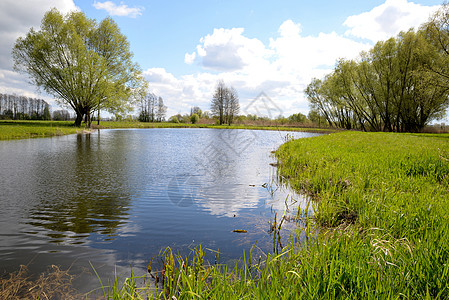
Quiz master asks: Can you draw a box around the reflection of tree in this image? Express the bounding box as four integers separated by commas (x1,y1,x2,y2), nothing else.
27,133,132,244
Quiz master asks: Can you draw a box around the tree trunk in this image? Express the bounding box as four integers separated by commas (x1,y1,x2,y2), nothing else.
75,112,83,127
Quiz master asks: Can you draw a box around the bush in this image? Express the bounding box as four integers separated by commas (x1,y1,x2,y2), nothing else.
190,113,199,124
170,116,179,123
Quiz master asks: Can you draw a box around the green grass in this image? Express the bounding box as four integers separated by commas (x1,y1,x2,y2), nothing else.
0,120,80,140
94,131,449,299
273,131,449,298
0,120,334,140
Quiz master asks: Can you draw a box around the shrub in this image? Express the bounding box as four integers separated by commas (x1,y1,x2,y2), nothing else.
190,113,199,124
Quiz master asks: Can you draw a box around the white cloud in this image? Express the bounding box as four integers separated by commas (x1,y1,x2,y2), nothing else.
184,52,196,65
344,0,440,42
170,1,441,118
93,1,143,18
190,28,272,72
173,19,370,117
0,0,77,106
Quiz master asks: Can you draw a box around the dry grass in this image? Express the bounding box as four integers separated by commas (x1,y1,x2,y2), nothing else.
0,265,81,300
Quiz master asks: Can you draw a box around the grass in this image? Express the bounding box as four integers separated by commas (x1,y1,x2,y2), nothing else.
273,131,449,298
0,265,80,299
0,120,334,140
98,131,449,299
0,120,80,140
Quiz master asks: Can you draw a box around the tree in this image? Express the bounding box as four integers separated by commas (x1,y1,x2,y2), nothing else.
169,116,179,123
138,91,166,122
225,87,240,125
306,29,449,132
156,97,167,122
308,109,327,127
12,9,145,127
211,80,227,125
53,109,71,121
211,80,239,125
288,113,307,123
190,106,203,118
190,113,199,124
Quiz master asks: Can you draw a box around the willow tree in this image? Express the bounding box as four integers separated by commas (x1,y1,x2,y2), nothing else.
12,9,145,127
306,29,449,132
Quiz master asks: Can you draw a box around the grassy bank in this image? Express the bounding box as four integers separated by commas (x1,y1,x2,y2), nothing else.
273,131,449,298
0,120,80,140
95,131,449,299
0,120,333,140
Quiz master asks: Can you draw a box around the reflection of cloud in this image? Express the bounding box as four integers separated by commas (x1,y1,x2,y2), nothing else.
196,183,261,218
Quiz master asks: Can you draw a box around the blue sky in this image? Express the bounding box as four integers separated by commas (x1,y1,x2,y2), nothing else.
0,0,444,119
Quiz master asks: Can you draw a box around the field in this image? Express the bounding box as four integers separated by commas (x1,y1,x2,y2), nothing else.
0,120,80,139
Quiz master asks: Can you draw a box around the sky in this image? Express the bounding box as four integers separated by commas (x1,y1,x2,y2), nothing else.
0,0,444,119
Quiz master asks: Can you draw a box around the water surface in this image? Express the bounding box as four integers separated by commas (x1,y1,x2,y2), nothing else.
0,128,319,291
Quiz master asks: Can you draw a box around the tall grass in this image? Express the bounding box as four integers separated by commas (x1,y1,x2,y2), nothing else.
96,131,449,299
274,131,449,298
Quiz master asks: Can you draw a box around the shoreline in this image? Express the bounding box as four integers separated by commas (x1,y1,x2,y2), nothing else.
0,120,335,140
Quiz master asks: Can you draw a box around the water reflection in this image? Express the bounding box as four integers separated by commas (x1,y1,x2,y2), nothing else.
0,128,321,288
26,133,132,244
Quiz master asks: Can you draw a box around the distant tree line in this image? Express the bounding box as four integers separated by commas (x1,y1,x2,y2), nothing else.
305,5,449,132
138,91,167,122
0,93,50,120
52,109,72,121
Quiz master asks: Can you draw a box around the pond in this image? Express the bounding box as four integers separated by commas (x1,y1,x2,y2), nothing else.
0,128,319,292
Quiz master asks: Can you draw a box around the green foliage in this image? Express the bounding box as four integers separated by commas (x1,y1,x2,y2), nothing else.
288,112,307,123
190,113,199,124
169,116,179,123
306,28,449,132
12,9,145,127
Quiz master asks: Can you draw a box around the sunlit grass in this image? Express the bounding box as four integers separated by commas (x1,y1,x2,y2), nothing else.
0,120,80,140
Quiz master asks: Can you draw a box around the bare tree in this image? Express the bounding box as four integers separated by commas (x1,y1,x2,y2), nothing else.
0,93,50,120
211,80,227,125
225,87,239,125
156,97,167,122
139,91,165,122
211,80,239,125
